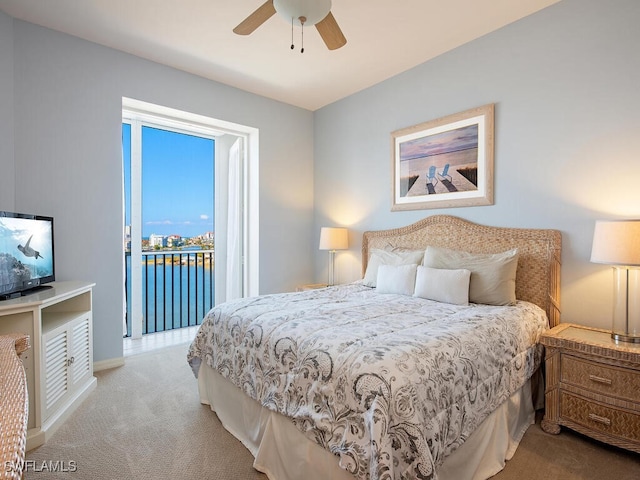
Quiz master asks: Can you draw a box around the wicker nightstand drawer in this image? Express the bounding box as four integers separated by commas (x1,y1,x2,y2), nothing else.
560,391,640,445
562,355,640,403
541,323,640,453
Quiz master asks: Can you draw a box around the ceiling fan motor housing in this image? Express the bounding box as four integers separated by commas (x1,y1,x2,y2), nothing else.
274,0,332,26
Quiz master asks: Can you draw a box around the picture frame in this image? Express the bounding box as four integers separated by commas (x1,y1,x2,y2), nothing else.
391,104,494,211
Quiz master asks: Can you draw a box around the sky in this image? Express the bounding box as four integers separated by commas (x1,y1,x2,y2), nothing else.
123,124,215,238
399,124,478,162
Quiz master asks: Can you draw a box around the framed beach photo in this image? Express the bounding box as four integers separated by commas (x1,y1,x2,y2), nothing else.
391,104,494,211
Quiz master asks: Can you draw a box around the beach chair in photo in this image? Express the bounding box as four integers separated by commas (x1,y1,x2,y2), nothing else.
438,163,452,182
426,165,438,186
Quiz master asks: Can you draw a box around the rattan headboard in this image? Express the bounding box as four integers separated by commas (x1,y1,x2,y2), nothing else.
362,215,561,327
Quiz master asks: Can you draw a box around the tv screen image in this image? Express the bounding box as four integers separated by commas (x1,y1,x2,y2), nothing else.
0,211,55,298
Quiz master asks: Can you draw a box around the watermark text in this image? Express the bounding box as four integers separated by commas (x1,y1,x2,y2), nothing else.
4,460,78,473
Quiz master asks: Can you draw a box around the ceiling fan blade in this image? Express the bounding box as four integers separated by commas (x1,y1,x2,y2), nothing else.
233,1,276,35
315,12,347,50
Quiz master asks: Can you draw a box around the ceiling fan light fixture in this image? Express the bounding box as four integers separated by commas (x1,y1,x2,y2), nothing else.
234,0,346,51
274,0,332,26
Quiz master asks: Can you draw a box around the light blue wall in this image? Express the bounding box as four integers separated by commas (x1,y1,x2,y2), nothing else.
314,0,640,330
5,0,640,363
9,20,315,363
0,10,14,209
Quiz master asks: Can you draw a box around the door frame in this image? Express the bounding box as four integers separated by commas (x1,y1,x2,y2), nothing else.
122,97,259,339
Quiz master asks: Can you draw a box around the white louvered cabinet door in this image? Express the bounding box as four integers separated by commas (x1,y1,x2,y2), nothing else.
42,314,93,421
70,317,91,387
43,328,70,417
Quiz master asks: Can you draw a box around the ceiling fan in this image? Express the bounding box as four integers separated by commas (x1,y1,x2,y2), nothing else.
234,0,347,51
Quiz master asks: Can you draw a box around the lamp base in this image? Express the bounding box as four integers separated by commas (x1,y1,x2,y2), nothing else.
327,250,336,286
610,266,640,344
611,332,640,344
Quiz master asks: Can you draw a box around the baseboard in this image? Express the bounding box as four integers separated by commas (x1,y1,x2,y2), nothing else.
93,356,125,372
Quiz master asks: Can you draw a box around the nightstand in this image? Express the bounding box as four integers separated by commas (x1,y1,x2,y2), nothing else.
296,283,329,292
540,323,640,453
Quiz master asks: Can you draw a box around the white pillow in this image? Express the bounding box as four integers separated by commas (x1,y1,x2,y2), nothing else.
423,246,519,305
363,248,424,287
376,264,418,295
413,266,471,305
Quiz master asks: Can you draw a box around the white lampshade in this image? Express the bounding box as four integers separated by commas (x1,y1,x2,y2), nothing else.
319,226,348,286
274,0,331,26
591,219,640,344
591,220,640,266
319,227,348,251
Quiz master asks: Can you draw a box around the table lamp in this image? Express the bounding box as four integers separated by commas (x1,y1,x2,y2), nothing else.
319,227,348,286
590,220,640,343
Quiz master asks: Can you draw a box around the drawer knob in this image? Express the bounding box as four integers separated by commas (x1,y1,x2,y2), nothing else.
588,374,612,385
588,413,611,426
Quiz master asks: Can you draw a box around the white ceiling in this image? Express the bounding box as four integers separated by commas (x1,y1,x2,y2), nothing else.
0,0,560,111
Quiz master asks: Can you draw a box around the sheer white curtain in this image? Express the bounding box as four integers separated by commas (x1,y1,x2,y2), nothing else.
121,141,128,336
226,138,243,301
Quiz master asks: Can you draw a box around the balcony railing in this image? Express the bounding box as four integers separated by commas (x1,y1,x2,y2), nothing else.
125,250,214,337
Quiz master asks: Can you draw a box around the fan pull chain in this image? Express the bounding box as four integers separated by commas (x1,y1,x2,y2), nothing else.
290,16,307,54
290,18,294,50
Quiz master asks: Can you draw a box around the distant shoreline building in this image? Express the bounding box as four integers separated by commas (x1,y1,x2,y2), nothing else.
167,234,182,248
124,225,213,251
149,233,167,248
124,225,131,251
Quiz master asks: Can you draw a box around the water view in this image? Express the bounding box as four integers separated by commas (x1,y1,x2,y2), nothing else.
125,248,214,337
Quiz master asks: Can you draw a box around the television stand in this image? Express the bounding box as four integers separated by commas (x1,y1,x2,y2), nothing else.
0,280,96,450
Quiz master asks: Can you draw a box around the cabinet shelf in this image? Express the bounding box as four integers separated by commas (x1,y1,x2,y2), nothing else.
42,311,88,335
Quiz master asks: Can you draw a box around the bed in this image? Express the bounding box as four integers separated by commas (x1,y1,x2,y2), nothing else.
188,215,561,480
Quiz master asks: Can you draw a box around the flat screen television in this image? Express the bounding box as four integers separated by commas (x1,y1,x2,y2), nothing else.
0,211,55,300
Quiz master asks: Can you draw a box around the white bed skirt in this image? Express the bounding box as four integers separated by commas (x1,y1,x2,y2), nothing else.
198,364,535,480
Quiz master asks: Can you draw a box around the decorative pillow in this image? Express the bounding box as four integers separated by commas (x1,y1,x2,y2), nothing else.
376,264,418,296
363,248,424,287
422,246,519,305
413,266,471,305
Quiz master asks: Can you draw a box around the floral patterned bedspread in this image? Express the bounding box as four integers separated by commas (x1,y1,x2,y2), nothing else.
187,283,548,480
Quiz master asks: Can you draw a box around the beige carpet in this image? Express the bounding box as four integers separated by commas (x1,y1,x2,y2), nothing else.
27,343,640,479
